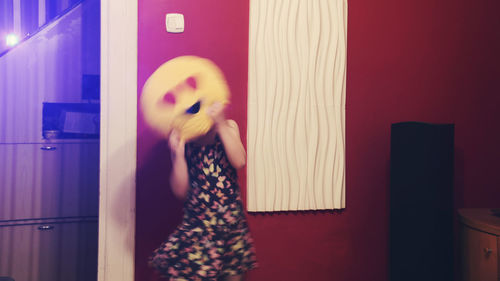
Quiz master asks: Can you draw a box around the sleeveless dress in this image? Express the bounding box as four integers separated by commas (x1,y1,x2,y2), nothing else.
149,135,257,280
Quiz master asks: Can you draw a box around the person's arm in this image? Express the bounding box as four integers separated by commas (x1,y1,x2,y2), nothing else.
207,103,246,169
216,120,246,169
168,130,189,200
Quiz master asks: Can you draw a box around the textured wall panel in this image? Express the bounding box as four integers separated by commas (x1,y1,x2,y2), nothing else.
247,0,347,211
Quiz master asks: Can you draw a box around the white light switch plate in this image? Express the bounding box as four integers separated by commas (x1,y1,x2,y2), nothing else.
166,13,184,33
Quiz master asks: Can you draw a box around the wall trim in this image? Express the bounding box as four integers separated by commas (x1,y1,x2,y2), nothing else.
99,0,137,280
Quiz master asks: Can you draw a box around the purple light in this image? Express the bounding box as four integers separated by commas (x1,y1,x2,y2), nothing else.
6,34,20,46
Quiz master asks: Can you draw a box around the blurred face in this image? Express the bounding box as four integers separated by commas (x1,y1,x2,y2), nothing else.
141,56,229,141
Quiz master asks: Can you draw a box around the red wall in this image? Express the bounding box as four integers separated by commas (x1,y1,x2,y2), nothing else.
136,1,500,281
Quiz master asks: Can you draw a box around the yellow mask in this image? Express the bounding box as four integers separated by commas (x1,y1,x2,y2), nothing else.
140,56,230,141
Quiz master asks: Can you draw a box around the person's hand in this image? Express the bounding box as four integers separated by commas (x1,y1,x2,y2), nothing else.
168,129,185,158
206,102,225,125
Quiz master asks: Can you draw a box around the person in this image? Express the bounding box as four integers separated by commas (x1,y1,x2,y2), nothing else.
149,102,257,281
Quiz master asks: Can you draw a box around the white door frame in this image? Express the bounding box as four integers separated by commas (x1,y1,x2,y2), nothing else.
98,0,137,280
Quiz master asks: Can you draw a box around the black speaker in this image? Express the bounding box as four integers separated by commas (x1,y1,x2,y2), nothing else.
390,122,454,281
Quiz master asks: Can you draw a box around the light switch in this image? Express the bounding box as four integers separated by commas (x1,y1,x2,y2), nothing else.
166,13,184,33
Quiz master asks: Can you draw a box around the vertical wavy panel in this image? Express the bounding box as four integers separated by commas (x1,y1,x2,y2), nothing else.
248,0,347,212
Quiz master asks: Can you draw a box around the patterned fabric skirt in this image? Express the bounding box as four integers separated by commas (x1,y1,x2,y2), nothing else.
149,212,257,280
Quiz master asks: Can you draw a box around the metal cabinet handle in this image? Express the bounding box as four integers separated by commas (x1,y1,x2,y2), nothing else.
37,225,54,231
40,146,57,151
484,248,493,255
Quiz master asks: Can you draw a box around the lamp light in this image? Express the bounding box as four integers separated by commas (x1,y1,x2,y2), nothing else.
6,34,20,46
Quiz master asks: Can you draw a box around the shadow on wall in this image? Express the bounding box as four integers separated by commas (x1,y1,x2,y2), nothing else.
135,138,184,280
453,147,465,281
454,148,465,209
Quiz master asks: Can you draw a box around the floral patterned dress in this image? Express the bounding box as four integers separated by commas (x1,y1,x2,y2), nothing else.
149,135,257,280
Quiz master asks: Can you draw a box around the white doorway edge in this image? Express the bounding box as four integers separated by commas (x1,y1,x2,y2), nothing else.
98,0,137,280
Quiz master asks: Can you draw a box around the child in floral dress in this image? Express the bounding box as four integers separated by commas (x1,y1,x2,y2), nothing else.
149,103,257,281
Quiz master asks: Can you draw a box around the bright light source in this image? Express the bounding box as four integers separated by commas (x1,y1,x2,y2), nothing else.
6,34,20,46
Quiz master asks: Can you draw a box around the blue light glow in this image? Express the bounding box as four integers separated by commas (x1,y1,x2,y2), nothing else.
6,34,20,46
